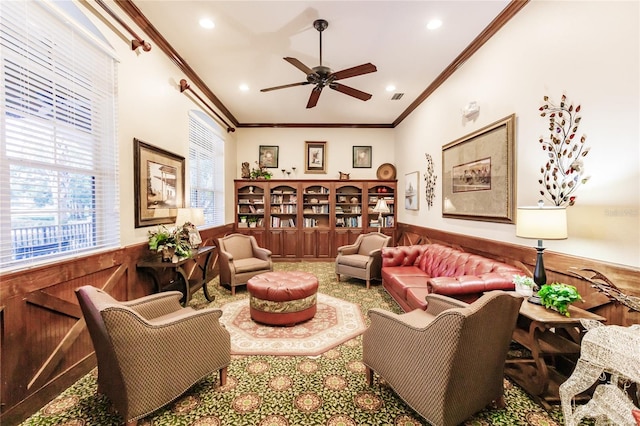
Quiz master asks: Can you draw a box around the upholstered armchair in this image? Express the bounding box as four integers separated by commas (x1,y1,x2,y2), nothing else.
335,232,391,289
218,233,273,295
75,286,231,426
363,290,523,426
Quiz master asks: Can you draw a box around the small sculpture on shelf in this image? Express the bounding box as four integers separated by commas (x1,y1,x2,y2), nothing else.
241,162,251,178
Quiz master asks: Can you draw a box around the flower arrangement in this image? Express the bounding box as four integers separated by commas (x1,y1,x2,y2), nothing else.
249,161,273,179
537,283,583,317
538,94,591,207
148,224,192,261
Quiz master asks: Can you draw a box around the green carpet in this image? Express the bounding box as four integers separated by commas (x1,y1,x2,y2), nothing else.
21,262,591,426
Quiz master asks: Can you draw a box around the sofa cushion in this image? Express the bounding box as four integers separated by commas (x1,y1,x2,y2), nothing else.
381,265,427,284
385,275,429,301
234,257,271,273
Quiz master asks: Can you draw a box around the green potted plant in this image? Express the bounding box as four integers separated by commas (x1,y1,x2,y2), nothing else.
249,161,273,179
248,217,258,228
512,274,535,297
537,283,583,317
148,225,191,261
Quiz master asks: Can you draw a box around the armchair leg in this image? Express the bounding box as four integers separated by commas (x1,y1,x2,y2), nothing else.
231,286,235,296
336,273,340,282
366,279,370,289
493,395,506,409
126,419,138,426
220,366,227,387
365,366,374,386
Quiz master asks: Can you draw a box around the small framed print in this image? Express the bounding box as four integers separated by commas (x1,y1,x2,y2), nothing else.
305,141,327,174
352,146,372,168
259,145,279,168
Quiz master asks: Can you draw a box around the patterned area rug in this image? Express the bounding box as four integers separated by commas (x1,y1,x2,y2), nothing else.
220,293,366,356
20,262,592,426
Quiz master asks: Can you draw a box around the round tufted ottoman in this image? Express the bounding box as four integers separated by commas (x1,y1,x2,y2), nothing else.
246,271,319,326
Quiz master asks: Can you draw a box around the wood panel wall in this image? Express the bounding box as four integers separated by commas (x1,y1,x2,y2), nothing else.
2,222,638,425
0,224,233,426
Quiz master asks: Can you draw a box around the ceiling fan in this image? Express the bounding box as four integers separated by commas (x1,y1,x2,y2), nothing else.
260,19,377,109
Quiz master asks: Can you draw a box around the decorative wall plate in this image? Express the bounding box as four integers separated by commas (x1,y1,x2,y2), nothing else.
376,163,396,180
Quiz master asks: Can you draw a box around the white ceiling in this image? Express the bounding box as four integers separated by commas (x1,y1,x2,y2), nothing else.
131,1,512,126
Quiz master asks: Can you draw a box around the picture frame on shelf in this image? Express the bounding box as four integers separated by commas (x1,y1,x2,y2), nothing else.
259,145,279,168
441,114,515,223
404,171,419,210
352,145,372,168
304,141,327,174
134,138,185,228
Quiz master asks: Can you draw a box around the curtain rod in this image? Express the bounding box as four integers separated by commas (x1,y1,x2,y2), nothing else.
180,79,236,133
94,0,151,51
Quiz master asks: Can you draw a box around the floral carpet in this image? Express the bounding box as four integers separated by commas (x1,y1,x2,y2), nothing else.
221,293,366,356
20,262,593,426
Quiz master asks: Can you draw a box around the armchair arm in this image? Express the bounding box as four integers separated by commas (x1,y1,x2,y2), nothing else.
219,248,234,262
252,246,272,261
123,291,183,319
368,308,437,331
424,293,469,315
337,243,359,255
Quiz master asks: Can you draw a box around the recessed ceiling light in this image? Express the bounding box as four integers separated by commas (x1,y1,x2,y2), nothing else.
239,84,249,92
385,85,396,92
199,18,215,29
426,19,442,30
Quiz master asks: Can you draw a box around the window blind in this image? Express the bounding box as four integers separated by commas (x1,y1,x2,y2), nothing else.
189,111,224,226
0,1,119,272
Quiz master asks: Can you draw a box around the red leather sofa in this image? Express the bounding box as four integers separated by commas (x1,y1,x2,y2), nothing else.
381,243,522,311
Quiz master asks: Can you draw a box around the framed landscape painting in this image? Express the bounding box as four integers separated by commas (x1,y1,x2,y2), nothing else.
441,114,515,223
134,138,185,228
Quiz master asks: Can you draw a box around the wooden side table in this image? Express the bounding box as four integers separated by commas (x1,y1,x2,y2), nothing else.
137,245,216,305
505,299,606,409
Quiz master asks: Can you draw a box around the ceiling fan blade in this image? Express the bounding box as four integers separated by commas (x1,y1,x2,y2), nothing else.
260,81,310,92
329,83,372,101
330,63,377,81
284,57,315,75
306,87,323,108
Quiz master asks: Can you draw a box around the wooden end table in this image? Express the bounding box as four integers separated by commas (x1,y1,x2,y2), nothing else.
137,245,216,305
505,299,606,409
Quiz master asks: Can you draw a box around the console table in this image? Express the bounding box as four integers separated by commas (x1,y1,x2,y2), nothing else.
505,299,606,409
137,245,216,305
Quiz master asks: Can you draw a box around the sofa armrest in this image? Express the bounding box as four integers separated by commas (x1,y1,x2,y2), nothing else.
427,274,515,297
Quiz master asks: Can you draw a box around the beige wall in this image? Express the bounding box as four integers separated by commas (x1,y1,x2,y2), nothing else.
78,1,638,268
395,0,639,267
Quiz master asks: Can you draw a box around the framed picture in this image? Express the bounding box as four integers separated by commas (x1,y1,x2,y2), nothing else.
441,114,515,223
352,145,372,168
405,171,419,210
134,138,185,228
259,145,279,168
304,141,327,174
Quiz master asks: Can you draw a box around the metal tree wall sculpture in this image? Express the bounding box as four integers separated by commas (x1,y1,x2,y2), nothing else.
538,94,591,206
424,153,437,209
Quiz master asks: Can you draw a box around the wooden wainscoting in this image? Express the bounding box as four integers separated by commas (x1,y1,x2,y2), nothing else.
396,223,640,327
0,224,233,426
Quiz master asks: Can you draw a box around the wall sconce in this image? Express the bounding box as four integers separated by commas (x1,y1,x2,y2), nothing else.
462,101,480,119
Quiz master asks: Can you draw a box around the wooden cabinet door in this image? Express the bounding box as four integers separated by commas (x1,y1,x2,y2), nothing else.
302,230,317,258
282,229,298,258
317,229,332,258
269,230,284,258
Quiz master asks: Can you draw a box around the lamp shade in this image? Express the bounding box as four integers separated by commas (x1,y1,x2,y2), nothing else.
175,208,205,227
516,206,567,240
372,198,390,214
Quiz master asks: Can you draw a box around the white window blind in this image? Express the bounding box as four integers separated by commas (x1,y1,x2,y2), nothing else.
189,111,224,226
0,1,119,272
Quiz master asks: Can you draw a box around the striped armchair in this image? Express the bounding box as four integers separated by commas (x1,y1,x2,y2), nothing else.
363,290,523,426
75,286,231,426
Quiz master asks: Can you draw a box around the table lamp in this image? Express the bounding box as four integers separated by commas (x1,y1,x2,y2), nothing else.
372,198,390,233
516,201,567,287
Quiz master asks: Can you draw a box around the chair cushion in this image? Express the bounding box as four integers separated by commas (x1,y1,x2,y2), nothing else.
338,254,371,268
234,257,271,273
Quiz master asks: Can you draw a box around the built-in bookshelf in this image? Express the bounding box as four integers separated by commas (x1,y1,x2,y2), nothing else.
234,179,396,258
